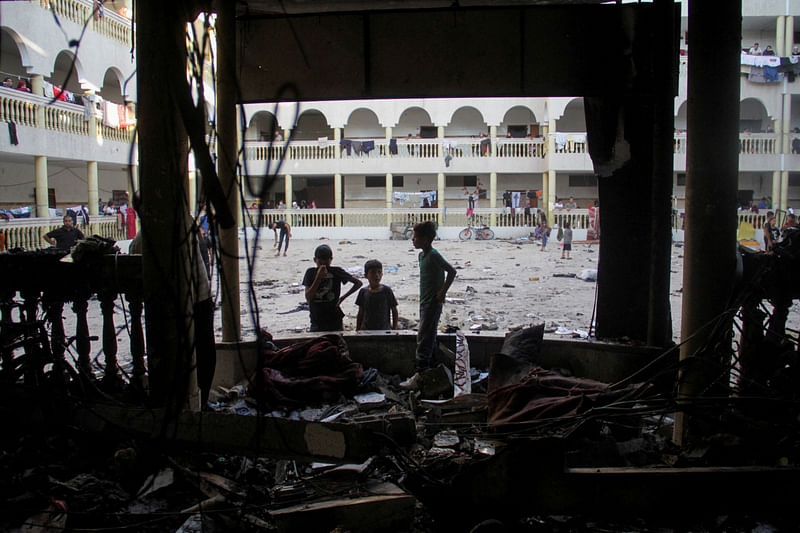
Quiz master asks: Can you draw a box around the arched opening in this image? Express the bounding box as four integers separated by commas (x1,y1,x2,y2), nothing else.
396,107,433,138
247,110,280,141
558,98,586,132
675,100,688,131
344,108,382,138
51,50,84,95
293,109,333,140
0,28,27,86
100,68,124,104
445,106,487,137
740,98,770,132
501,105,538,137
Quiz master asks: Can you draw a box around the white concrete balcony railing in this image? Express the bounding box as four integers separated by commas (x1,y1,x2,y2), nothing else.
0,215,127,251
0,87,136,159
35,0,133,47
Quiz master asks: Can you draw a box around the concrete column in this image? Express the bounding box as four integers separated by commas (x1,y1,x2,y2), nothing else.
489,125,497,156
782,92,792,155
786,16,794,57
30,74,43,96
335,128,341,158
31,74,44,127
489,172,497,225
35,156,49,218
284,174,293,207
216,0,240,342
772,170,781,209
87,161,99,216
437,172,445,224
542,172,549,217
675,0,741,445
781,170,789,211
386,173,393,225
777,16,786,56
334,173,342,226
437,126,444,157
385,127,392,157
548,118,557,154
547,169,557,221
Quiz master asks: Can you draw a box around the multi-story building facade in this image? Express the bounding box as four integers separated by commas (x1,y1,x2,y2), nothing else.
1,1,799,229
0,0,136,216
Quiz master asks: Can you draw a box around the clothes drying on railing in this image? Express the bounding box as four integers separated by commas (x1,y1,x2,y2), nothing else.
740,53,781,68
555,132,567,151
83,93,103,121
391,191,437,207
389,138,398,154
318,136,329,147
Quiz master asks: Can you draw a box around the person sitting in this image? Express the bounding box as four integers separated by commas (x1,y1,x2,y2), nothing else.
763,45,776,56
15,79,31,92
748,42,762,55
2,77,13,88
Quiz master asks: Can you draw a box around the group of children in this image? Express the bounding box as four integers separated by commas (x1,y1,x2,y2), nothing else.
302,220,456,373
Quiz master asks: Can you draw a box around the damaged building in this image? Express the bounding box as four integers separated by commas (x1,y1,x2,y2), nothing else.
3,0,800,531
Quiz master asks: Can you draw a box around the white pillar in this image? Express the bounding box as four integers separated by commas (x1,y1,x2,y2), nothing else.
334,127,342,158
334,173,343,226
781,171,790,211
548,169,557,221
786,16,795,57
542,172,549,217
31,74,44,127
783,91,792,154
284,174,292,207
437,172,445,224
385,127,392,157
489,125,497,156
35,156,49,218
87,161,99,216
437,125,444,157
777,15,786,56
772,170,781,210
490,172,497,225
386,172,393,225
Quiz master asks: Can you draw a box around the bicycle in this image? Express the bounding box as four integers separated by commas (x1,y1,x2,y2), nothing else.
459,223,495,240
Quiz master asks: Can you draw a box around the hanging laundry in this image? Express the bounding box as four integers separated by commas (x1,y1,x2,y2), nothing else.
7,122,19,145
389,138,398,155
42,81,54,99
340,139,352,155
318,136,329,147
362,140,375,153
103,100,120,128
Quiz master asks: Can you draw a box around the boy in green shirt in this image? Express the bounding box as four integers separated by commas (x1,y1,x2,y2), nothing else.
412,221,456,371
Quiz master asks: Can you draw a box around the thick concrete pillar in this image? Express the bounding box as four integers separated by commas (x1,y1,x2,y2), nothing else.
87,161,99,216
35,156,49,218
782,92,792,155
386,173,393,225
490,125,497,156
777,16,786,57
334,128,341,158
437,126,445,157
675,0,742,445
786,16,794,57
284,174,293,207
215,0,240,342
489,172,497,225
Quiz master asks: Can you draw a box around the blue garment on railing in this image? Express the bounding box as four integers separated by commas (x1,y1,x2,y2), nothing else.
352,140,362,155
389,138,398,155
362,140,375,153
340,139,352,155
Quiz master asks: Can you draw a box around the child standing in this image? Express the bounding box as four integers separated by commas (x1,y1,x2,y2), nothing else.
302,244,362,331
412,221,456,372
540,221,550,251
355,259,399,330
561,220,573,259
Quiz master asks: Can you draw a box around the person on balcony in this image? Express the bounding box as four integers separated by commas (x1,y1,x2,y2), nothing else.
44,215,84,251
565,196,578,210
763,45,776,56
764,211,779,252
2,77,13,88
271,219,292,256
15,79,31,92
748,42,762,55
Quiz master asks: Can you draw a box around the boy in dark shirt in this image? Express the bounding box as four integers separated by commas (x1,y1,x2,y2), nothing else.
302,244,362,331
355,259,399,331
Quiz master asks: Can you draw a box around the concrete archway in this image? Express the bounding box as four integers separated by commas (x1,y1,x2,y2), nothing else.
344,108,382,137
445,106,487,136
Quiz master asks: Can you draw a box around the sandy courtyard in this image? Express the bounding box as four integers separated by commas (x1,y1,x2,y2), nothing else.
224,235,687,342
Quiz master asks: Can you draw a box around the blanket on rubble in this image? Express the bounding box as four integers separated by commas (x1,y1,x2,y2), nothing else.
250,331,364,407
